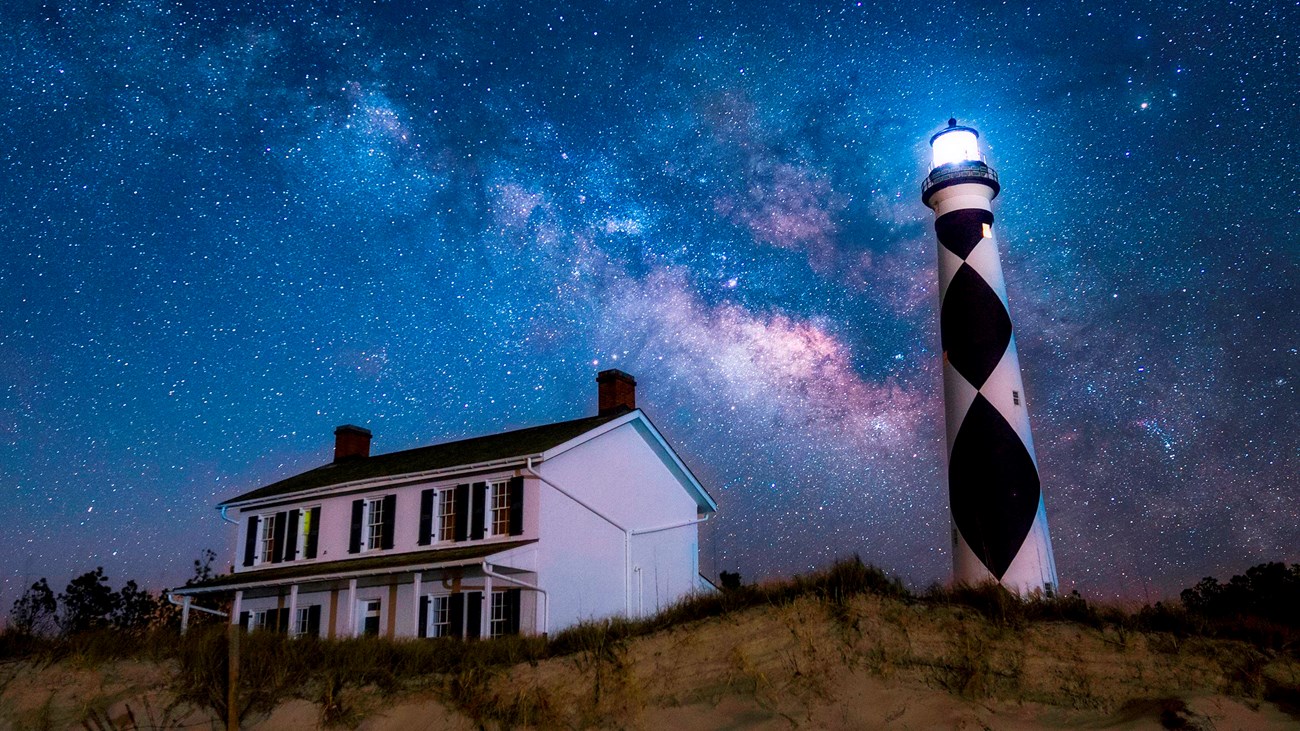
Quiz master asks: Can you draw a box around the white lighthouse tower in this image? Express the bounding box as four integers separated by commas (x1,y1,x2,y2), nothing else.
921,119,1059,595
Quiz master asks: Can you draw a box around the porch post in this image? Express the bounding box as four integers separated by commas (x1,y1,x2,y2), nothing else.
411,573,422,637
482,574,493,638
346,578,358,637
288,584,299,636
232,590,243,625
180,595,192,634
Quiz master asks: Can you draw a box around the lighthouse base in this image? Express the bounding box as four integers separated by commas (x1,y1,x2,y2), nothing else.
952,499,1058,596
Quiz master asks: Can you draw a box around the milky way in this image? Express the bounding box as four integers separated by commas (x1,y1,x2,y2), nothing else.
1,0,1295,607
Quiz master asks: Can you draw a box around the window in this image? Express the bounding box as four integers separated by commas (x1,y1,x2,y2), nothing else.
296,508,320,559
489,591,508,637
294,605,322,638
349,495,395,553
244,507,320,567
420,479,520,547
359,599,381,637
366,497,385,550
490,589,521,637
1012,390,1021,406
422,591,480,638
251,609,271,631
425,595,451,637
490,481,511,536
258,517,277,564
438,490,457,542
419,594,455,638
248,607,289,633
982,222,993,238
481,478,523,539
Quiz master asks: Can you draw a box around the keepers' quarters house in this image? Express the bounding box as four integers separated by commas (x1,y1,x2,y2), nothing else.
173,370,717,640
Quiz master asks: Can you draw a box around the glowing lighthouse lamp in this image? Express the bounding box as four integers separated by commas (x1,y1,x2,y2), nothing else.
921,119,1059,596
930,124,981,167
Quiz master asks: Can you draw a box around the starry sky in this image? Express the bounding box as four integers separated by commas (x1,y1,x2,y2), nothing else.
1,0,1295,610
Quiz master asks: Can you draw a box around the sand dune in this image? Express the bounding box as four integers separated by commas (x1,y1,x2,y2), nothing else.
2,592,1297,729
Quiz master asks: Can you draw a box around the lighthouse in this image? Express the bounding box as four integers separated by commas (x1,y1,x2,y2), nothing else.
921,119,1059,595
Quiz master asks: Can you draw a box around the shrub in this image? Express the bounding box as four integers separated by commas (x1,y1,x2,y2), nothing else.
1181,562,1300,627
1180,562,1300,652
10,579,57,635
59,568,117,634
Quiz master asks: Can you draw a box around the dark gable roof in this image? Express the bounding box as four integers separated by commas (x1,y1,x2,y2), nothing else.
223,411,629,505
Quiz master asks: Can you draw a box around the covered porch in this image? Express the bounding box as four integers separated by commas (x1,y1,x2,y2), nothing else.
173,540,543,639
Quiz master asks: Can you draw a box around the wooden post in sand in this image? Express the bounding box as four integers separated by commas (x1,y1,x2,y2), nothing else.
227,623,240,731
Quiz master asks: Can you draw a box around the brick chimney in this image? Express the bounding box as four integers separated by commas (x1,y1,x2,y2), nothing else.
334,424,372,462
596,369,637,415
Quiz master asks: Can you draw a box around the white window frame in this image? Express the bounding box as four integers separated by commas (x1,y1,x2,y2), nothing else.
250,608,274,632
437,489,456,543
426,594,451,638
257,514,277,565
489,590,509,638
293,605,311,638
489,480,511,537
359,497,388,552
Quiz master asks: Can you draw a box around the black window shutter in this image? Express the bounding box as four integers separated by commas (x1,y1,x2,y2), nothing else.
306,605,321,637
466,591,482,639
448,593,465,638
506,588,522,635
305,507,320,559
238,611,250,630
453,485,470,542
284,509,300,561
470,482,487,540
243,516,259,567
277,607,290,633
418,595,429,638
381,494,397,549
418,489,434,546
348,499,364,553
508,476,524,536
271,512,288,563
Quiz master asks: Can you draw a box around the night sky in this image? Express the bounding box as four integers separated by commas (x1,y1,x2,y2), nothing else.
1,0,1295,610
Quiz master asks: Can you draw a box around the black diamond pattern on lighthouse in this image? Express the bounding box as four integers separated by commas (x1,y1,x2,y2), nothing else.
941,263,1012,389
948,394,1041,579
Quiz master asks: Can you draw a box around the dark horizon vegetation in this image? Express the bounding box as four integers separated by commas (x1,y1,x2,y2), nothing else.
6,554,1298,645
7,554,1300,641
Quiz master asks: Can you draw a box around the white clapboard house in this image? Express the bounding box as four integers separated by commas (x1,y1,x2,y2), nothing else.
174,370,717,639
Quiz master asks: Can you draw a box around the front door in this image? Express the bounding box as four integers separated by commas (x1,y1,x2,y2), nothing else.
360,599,381,636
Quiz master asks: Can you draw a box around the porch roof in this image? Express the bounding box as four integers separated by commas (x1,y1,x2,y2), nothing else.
174,539,536,594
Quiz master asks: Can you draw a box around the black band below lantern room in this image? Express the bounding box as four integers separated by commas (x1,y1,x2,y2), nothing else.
934,208,994,260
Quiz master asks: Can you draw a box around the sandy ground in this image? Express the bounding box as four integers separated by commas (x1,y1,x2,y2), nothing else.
2,594,1297,730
